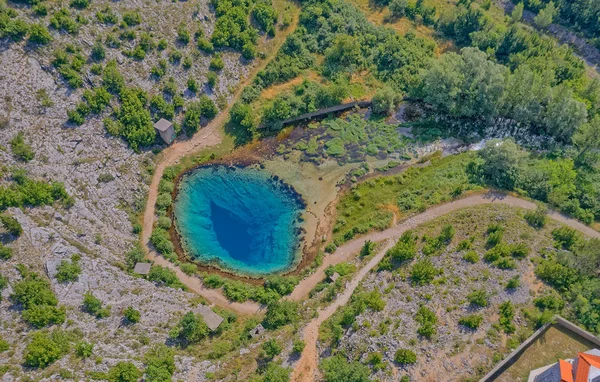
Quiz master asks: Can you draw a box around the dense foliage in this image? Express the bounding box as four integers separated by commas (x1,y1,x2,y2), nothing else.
11,272,66,328
0,170,72,211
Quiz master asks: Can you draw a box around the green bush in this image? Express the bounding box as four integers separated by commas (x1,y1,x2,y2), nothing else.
75,341,93,358
180,263,196,276
458,314,483,329
150,228,174,255
462,250,479,263
552,226,580,249
292,339,305,354
223,280,250,302
144,344,175,382
22,305,66,328
82,292,110,318
535,259,578,291
23,331,70,368
506,276,520,289
410,259,438,286
124,306,140,324
108,362,141,382
467,290,489,308
262,339,282,358
415,305,437,338
263,300,300,329
263,363,291,382
320,355,371,382
203,274,224,289
394,348,417,364
486,230,503,247
0,214,22,236
10,132,34,161
157,216,172,229
169,311,209,343
122,11,142,26
524,206,547,228
11,274,58,308
55,257,81,283
0,244,12,260
28,23,52,45
148,265,184,289
499,301,515,334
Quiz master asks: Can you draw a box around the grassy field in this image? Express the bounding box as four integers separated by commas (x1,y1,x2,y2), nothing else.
333,152,482,243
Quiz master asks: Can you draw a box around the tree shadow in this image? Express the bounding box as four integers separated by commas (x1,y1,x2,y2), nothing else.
223,120,253,148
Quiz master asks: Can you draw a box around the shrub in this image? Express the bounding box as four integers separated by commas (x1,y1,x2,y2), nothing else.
467,290,489,308
372,87,402,115
263,363,291,382
320,355,371,382
157,216,172,229
524,206,547,228
23,331,69,368
0,244,12,260
125,245,145,270
462,250,479,263
263,301,300,329
55,257,81,282
324,242,337,253
70,0,89,9
534,293,565,312
155,193,172,211
180,263,196,276
506,276,520,289
552,226,580,249
486,230,503,247
177,24,190,44
459,314,483,329
360,240,375,258
122,12,141,26
144,344,175,382
169,311,209,343
22,305,66,328
209,55,224,71
75,341,93,358
203,274,224,288
262,339,282,358
11,275,58,308
394,348,417,364
535,259,578,291
82,292,110,318
292,339,305,354
207,72,218,87
415,305,437,338
108,362,141,382
494,257,516,269
148,266,184,289
410,259,438,286
264,275,299,296
124,306,140,324
28,24,52,45
0,214,23,236
223,280,250,302
509,243,529,258
499,301,515,334
150,228,174,255
10,132,34,161
387,236,416,263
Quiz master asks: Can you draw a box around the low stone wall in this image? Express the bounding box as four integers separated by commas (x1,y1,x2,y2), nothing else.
479,316,600,381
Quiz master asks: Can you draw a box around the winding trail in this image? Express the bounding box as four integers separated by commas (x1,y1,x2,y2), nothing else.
289,191,600,382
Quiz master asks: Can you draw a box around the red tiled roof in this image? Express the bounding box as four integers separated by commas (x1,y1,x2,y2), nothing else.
575,352,600,382
559,359,574,382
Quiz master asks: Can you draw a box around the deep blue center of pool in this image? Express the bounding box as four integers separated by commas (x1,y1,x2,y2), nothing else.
173,166,303,276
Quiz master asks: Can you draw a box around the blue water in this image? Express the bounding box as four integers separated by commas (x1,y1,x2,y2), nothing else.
173,166,303,276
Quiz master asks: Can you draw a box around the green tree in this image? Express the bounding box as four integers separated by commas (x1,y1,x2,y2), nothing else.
55,257,81,283
371,87,401,116
534,1,556,28
410,259,438,286
573,115,600,166
477,139,525,190
169,311,209,344
0,214,23,236
124,306,140,324
108,361,141,382
511,2,524,22
75,341,94,358
262,339,282,358
23,331,69,368
320,354,371,382
394,348,417,364
82,292,110,318
28,23,52,45
263,301,300,329
389,0,408,18
144,343,175,382
263,363,291,382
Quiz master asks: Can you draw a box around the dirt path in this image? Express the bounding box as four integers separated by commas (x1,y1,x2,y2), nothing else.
289,191,600,382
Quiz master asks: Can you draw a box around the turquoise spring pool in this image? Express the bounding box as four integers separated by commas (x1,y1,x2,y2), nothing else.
173,166,304,276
